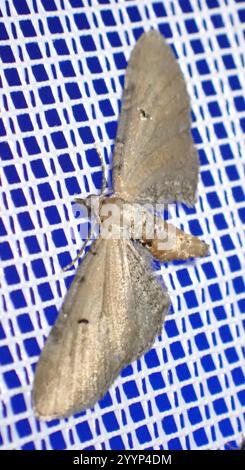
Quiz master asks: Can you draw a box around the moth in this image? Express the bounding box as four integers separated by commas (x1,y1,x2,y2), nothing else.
33,31,208,420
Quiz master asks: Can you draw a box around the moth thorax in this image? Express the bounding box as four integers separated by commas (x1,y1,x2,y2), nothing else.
100,198,157,241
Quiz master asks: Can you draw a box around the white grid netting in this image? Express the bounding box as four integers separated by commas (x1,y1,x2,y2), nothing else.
0,0,244,451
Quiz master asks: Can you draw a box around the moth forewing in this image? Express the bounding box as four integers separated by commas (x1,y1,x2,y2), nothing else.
33,238,170,420
113,30,199,206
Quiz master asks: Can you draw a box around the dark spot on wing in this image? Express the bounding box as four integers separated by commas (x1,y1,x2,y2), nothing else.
78,318,89,325
139,108,151,120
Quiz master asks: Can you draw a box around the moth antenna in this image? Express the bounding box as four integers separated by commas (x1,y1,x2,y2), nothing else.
95,144,107,194
63,144,106,271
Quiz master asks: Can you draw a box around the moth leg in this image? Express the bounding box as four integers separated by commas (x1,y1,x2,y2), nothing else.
63,223,96,271
74,196,94,218
63,197,102,271
95,144,107,194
